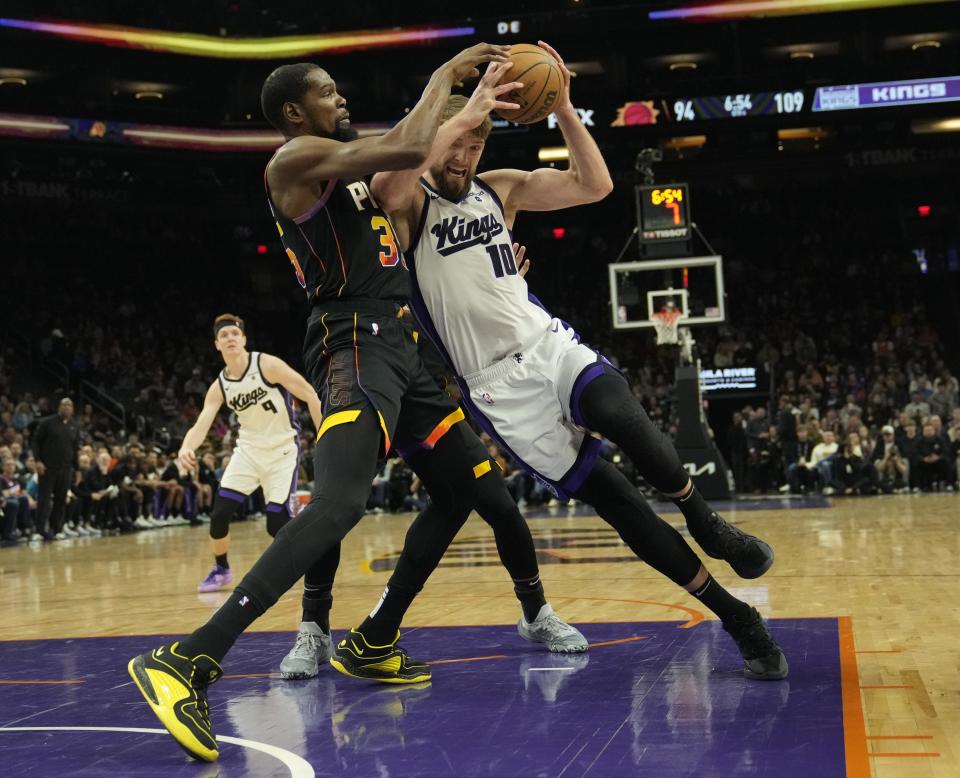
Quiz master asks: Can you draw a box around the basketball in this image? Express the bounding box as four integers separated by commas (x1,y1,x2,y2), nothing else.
494,43,565,124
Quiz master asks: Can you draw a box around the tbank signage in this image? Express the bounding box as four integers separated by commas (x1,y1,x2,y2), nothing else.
814,76,960,112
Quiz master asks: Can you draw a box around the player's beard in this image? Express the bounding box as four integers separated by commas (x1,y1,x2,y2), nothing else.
334,123,358,142
430,163,471,202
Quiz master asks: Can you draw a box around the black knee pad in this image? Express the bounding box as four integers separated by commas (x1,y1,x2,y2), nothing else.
209,495,241,540
266,507,291,538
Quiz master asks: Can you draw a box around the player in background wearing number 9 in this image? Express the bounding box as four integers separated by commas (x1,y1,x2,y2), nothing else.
127,44,590,765
179,313,323,595
367,41,787,682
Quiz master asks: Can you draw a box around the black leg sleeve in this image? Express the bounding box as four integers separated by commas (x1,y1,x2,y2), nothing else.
578,373,689,494
180,409,382,663
364,422,542,640
574,459,701,587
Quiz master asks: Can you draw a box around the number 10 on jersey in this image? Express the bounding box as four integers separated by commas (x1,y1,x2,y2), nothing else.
485,244,518,278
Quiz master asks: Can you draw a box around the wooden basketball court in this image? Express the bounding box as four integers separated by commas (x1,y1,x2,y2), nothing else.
1,494,956,776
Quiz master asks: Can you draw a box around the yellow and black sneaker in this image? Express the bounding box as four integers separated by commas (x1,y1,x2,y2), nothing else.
330,628,431,684
127,642,223,762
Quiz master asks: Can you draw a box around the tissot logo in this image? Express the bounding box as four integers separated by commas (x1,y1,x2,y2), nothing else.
430,214,504,256
683,461,717,476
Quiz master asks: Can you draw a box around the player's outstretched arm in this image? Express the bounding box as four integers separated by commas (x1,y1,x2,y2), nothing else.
259,354,323,433
371,61,522,216
269,44,511,190
178,381,225,471
481,41,613,222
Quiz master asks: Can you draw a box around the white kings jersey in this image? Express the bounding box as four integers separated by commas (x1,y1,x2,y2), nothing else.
218,352,300,450
406,177,552,377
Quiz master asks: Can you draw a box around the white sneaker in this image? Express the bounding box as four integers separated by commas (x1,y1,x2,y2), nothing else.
85,524,102,536
54,532,67,540
62,526,79,538
171,514,190,525
134,517,153,529
30,533,44,542
778,484,791,493
517,604,589,653
822,486,835,496
74,524,91,536
279,622,333,679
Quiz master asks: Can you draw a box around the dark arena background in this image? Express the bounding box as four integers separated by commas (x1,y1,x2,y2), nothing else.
1,1,959,776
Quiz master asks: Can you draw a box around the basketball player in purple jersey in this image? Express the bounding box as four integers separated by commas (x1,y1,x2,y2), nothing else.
127,44,587,764
352,44,787,682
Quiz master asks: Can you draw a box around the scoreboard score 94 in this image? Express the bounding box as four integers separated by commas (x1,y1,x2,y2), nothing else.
637,184,691,242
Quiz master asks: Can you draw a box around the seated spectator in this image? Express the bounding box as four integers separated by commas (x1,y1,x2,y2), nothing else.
368,459,396,513
110,443,149,529
916,423,951,491
388,459,414,513
783,426,817,494
930,384,955,421
933,368,959,405
810,430,839,492
82,452,125,533
904,392,931,424
874,435,909,493
829,444,876,496
948,413,960,485
160,454,193,522
2,458,32,544
196,451,218,519
403,475,429,513
898,423,920,490
748,425,782,493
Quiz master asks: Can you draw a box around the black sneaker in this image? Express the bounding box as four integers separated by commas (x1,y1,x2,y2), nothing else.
127,642,223,762
690,512,774,579
330,628,431,684
723,607,789,680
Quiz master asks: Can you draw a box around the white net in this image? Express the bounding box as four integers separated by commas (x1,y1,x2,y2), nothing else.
652,310,683,345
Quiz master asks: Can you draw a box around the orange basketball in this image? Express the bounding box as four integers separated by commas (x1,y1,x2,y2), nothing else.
494,43,565,125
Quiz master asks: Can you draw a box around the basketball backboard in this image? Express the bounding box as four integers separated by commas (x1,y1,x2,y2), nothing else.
608,255,725,330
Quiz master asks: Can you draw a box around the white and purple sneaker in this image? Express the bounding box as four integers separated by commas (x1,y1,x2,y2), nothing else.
197,564,234,593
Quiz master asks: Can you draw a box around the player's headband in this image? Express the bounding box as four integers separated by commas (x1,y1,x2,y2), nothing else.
213,319,244,337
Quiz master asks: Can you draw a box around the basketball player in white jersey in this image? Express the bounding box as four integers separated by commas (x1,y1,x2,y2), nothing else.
361,50,788,680
178,313,322,595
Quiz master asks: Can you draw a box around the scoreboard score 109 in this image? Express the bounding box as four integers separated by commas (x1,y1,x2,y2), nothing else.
637,184,691,242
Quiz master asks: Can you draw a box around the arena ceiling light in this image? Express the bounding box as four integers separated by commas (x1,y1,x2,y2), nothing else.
648,0,954,22
538,146,569,162
764,41,840,61
911,117,960,133
777,126,829,139
663,135,707,149
122,126,283,149
0,17,475,59
884,32,955,51
0,114,70,133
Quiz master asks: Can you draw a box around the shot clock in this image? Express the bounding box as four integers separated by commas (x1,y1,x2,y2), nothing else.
636,184,691,242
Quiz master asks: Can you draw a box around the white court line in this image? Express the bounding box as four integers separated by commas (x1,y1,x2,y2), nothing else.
0,726,315,778
525,667,577,672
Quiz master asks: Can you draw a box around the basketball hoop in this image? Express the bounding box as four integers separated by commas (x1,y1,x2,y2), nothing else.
652,309,683,346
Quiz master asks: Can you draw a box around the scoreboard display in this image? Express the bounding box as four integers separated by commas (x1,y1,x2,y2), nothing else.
671,90,806,121
637,184,691,242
